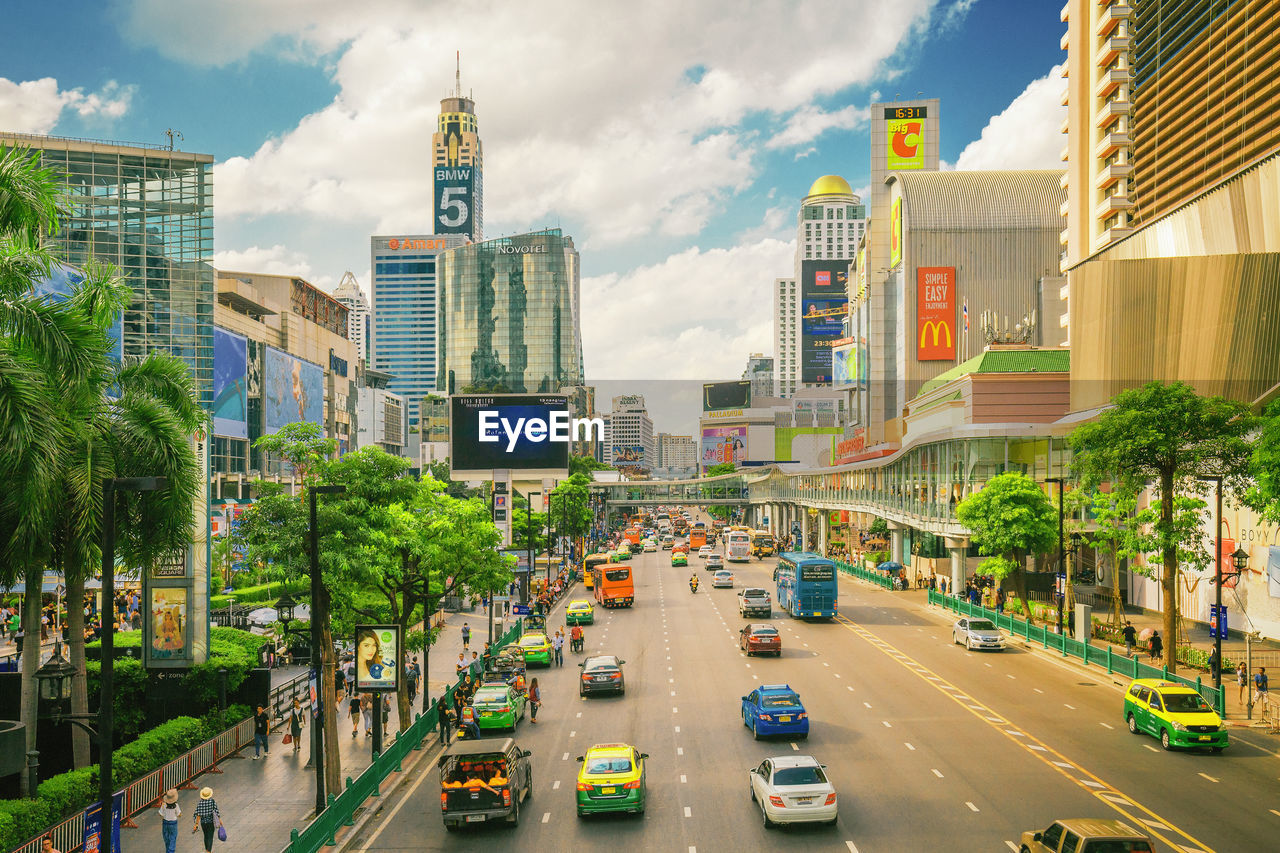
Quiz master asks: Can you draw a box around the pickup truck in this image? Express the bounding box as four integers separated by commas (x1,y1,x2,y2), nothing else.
439,737,533,831
738,587,772,618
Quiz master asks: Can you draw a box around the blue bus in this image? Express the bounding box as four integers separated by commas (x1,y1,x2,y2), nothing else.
775,552,838,619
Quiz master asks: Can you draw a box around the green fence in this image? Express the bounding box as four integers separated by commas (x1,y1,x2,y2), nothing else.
282,618,525,853
834,559,895,590
928,591,1225,715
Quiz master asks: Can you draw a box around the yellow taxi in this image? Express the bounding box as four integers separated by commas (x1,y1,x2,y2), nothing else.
576,742,648,817
566,599,595,625
517,632,553,666
1123,678,1227,752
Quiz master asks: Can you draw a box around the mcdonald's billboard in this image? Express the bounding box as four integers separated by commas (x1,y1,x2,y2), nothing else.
917,266,955,361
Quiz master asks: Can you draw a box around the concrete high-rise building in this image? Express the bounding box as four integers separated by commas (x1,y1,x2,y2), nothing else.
432,57,483,241
656,433,697,469
333,271,370,364
774,176,864,398
1061,0,1280,269
742,353,774,400
369,234,467,429
355,365,407,457
436,229,583,394
608,395,656,471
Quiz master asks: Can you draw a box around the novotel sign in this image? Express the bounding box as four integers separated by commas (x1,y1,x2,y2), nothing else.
496,244,548,255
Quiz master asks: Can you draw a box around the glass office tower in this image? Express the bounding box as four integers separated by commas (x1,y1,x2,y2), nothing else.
436,229,583,394
1,132,216,406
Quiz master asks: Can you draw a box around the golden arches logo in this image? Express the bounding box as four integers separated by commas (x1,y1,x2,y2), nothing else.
920,320,952,349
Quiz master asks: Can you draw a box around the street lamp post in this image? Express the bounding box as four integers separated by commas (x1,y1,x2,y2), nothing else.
526,491,540,606
546,491,555,589
309,484,345,817
1046,477,1067,637
1200,475,1226,689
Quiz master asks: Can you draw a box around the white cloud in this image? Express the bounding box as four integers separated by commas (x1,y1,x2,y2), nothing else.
211,244,334,289
955,64,1065,171
0,78,135,134
581,237,794,381
767,104,868,150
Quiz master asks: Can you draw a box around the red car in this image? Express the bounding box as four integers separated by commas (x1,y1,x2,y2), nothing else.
739,623,782,657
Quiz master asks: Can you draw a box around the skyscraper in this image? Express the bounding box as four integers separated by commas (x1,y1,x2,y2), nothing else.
774,175,864,397
369,234,468,428
432,55,483,241
332,271,370,364
742,352,774,400
436,229,584,394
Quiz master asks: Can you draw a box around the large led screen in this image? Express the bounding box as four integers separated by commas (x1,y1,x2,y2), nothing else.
450,394,572,480
702,380,751,411
263,347,325,433
800,261,849,384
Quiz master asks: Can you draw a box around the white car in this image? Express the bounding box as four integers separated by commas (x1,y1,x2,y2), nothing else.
749,755,837,828
712,570,735,589
643,539,658,552
952,617,1005,651
698,546,712,559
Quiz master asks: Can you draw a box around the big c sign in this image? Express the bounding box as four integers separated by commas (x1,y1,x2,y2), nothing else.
917,267,956,361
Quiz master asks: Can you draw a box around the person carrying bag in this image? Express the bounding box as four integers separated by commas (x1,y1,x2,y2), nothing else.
192,787,225,850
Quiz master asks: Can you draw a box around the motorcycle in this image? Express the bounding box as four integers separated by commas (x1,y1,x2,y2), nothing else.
570,631,584,653
689,579,699,593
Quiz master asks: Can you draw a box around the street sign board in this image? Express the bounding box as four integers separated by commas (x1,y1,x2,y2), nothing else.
512,605,531,615
1209,604,1228,639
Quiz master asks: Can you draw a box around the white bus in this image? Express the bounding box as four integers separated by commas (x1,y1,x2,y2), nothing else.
726,531,752,563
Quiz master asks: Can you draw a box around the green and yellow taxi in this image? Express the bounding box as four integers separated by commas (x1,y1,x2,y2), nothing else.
576,743,648,817
1123,678,1228,752
671,551,688,567
517,632,553,666
470,682,527,731
610,547,632,563
566,599,595,625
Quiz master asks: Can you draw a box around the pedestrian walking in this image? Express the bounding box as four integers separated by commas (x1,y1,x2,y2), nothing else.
349,692,361,738
1208,646,1221,683
1148,630,1163,662
1238,662,1249,703
158,788,181,853
343,658,355,697
1122,622,1137,658
192,787,224,852
252,704,270,759
437,695,453,746
456,652,467,677
361,693,373,736
288,698,304,753
995,589,1005,614
406,657,420,702
552,630,564,667
1254,666,1269,700
461,622,471,650
470,651,483,680
528,677,541,723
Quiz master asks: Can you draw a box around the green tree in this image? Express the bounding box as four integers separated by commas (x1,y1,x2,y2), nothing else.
1245,398,1280,524
955,472,1058,623
867,517,890,538
704,462,736,477
1070,381,1255,669
425,458,480,499
569,453,609,479
1085,488,1146,627
550,473,594,560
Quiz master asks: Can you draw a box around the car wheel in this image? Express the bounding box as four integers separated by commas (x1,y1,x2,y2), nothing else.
507,795,520,827
761,801,775,829
752,720,760,741
797,731,808,740
1127,714,1138,734
775,650,782,658
444,823,458,833
1020,847,1031,853
577,809,586,819
1160,729,1173,751
826,816,838,827
750,783,757,803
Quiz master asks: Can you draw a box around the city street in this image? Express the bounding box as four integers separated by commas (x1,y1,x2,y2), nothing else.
344,544,1279,852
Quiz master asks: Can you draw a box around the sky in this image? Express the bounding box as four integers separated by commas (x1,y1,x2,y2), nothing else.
0,0,1066,437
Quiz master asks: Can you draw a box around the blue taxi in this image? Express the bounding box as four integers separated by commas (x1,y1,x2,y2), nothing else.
741,683,809,740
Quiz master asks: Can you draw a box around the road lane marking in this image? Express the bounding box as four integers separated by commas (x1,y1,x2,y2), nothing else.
562,752,569,760
674,726,680,732
932,769,944,778
681,774,687,783
673,706,679,713
1144,745,1159,753
882,721,892,728
1198,773,1219,783
847,686,854,692
1100,722,1113,729
1064,703,1076,710
684,806,692,818
833,613,1216,853
863,702,872,708
835,673,842,678
966,802,979,812
553,780,560,789
1005,842,1018,851
846,843,860,853
1034,688,1044,694
823,662,830,667
791,742,799,750
570,731,576,737
678,747,684,755
541,812,550,823
905,743,915,750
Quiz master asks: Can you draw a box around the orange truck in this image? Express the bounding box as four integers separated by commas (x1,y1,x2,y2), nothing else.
593,564,634,608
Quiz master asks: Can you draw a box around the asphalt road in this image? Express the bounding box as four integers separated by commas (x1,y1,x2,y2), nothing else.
345,536,1277,852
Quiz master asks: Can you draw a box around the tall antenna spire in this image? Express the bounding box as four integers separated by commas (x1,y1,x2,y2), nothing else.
455,51,461,97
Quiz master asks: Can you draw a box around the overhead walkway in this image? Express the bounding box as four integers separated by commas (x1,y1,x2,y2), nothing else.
592,472,750,506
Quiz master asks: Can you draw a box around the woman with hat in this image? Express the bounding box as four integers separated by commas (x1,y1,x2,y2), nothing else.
192,787,224,852
157,788,181,853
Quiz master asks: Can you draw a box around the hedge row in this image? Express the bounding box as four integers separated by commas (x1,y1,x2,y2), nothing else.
210,578,307,610
0,704,251,851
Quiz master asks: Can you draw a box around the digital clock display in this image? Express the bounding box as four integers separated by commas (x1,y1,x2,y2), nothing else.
884,106,928,120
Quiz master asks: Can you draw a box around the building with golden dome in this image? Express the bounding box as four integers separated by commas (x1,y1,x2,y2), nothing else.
773,175,865,397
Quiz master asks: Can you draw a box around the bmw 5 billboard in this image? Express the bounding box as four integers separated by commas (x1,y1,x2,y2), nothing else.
450,394,600,480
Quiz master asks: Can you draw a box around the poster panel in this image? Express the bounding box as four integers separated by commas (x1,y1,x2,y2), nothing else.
700,426,747,466
800,261,849,384
916,266,956,361
148,586,190,662
355,624,401,693
213,327,249,439
702,380,751,411
263,347,325,433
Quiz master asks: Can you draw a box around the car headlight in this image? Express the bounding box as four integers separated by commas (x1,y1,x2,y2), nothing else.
1170,720,1187,732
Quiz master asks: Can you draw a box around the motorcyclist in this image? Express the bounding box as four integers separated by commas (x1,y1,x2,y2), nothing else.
689,574,699,593
570,624,584,652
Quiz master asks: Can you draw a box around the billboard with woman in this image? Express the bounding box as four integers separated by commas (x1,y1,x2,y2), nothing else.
354,625,400,692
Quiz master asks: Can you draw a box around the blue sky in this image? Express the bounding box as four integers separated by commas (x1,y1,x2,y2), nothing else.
1,0,1065,432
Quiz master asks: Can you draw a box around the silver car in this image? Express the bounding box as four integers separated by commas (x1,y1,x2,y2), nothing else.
712,570,735,589
952,617,1004,651
749,755,837,828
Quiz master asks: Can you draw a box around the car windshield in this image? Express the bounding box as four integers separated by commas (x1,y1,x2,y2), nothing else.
773,766,827,786
761,695,798,707
520,636,546,647
585,757,632,774
969,620,997,631
584,660,618,672
473,689,507,703
716,572,731,577
751,627,778,636
1161,692,1213,713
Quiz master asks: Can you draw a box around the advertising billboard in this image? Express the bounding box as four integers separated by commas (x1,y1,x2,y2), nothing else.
355,625,400,693
917,267,956,361
890,196,903,268
434,165,476,236
702,380,751,411
212,327,249,439
263,347,325,433
700,426,747,466
885,105,927,170
800,261,849,384
450,394,575,480
613,445,645,466
831,338,857,386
